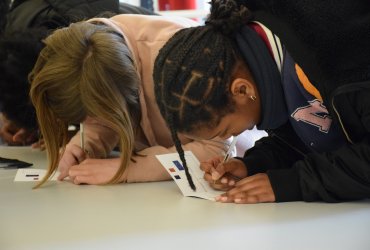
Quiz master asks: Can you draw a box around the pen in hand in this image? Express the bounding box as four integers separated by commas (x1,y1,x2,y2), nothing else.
212,136,238,184
80,123,84,152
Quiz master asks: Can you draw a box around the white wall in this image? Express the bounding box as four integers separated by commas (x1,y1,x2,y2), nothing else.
120,0,140,6
120,0,210,9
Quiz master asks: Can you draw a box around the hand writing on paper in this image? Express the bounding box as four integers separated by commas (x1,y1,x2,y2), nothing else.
58,144,87,181
216,173,276,204
200,156,247,191
68,158,122,185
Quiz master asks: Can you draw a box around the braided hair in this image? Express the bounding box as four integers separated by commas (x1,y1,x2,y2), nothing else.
153,0,252,190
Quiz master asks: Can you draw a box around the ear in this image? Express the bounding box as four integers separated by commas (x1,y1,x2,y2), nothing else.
230,78,256,103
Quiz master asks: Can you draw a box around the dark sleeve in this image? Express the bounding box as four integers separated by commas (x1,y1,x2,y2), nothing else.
118,3,157,15
236,122,309,201
0,0,11,33
269,90,370,202
238,122,308,175
234,0,272,11
5,0,51,33
238,0,370,90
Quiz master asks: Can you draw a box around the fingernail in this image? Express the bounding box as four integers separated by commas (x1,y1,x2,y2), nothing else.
220,196,228,202
221,178,227,184
234,198,241,203
212,172,220,180
215,196,221,201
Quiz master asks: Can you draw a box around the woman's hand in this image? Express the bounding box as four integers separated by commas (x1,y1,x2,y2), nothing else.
68,158,122,185
58,144,87,181
200,156,247,191
216,173,276,204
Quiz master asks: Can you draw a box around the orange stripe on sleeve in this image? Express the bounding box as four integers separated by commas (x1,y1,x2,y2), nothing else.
295,64,322,101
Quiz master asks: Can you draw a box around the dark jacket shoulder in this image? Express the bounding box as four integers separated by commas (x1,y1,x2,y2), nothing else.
5,0,154,33
238,0,370,92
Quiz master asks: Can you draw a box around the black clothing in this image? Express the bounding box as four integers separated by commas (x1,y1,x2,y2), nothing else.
236,0,370,202
0,0,154,129
5,0,154,33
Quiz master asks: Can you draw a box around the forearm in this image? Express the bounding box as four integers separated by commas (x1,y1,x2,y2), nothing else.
268,138,370,202
68,117,119,158
122,138,228,183
240,123,308,175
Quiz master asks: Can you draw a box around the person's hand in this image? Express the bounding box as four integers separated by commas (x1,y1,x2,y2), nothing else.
216,173,276,204
68,158,121,185
31,138,46,151
0,114,38,145
200,156,247,191
58,144,87,181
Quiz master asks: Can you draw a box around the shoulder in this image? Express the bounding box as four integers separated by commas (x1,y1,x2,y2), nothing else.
105,14,199,46
5,0,50,32
111,14,198,35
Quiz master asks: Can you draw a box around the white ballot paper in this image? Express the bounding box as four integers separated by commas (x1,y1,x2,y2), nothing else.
156,151,223,201
14,168,59,182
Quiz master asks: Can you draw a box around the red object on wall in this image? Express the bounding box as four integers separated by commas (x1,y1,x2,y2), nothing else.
158,0,197,10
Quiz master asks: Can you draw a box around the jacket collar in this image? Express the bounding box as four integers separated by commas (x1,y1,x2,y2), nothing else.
236,24,288,130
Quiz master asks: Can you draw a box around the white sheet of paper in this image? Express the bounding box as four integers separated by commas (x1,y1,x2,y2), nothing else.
156,151,223,201
14,168,59,182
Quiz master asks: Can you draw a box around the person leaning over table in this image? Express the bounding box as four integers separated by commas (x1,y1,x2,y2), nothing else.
29,14,230,187
152,0,370,203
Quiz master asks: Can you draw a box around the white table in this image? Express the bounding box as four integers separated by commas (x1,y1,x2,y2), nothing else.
1,146,369,250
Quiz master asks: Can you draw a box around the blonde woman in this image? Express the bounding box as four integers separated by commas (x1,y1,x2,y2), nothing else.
30,14,229,187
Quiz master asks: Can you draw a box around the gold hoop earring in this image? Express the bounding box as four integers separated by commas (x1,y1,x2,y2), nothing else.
250,95,257,101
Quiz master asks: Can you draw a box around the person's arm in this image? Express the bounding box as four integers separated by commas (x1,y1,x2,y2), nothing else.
66,137,228,185
63,116,228,184
269,137,370,202
239,93,370,202
215,102,370,203
269,91,370,202
0,113,39,146
121,138,229,183
58,117,119,180
68,117,119,158
238,121,309,176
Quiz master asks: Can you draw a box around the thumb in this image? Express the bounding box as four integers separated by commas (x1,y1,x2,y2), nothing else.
13,128,27,142
58,169,69,181
211,162,228,180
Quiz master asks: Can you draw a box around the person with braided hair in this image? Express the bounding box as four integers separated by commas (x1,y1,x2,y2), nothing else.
29,14,229,188
153,0,370,203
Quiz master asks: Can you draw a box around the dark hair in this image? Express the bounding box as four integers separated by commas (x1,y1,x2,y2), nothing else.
0,28,49,129
153,0,252,189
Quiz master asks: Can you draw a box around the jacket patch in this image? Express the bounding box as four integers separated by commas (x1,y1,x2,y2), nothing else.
291,99,332,133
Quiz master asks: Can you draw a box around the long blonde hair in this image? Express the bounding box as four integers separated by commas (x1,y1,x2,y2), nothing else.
29,21,141,188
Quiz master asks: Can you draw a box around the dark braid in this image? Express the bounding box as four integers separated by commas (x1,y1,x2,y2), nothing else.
153,0,252,189
168,115,196,190
207,0,252,35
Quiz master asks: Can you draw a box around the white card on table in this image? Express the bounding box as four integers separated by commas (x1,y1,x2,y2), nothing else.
14,168,58,182
156,151,223,201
